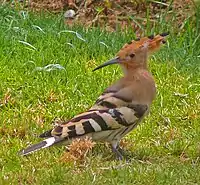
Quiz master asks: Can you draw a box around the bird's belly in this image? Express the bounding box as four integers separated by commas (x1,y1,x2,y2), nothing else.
87,120,141,143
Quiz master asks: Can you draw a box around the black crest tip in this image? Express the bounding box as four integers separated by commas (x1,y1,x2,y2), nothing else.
160,32,170,37
148,35,154,39
135,38,140,41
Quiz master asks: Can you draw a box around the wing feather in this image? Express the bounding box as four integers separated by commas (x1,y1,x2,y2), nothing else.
49,104,148,139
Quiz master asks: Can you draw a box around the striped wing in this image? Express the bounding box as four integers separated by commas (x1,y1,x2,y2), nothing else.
49,104,148,139
40,81,147,139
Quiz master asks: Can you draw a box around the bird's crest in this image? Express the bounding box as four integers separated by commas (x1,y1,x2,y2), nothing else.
93,32,169,71
118,32,169,57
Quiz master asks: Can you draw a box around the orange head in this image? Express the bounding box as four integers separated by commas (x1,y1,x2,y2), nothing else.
93,32,169,71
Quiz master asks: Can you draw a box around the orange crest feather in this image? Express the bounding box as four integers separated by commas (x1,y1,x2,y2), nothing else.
117,32,169,58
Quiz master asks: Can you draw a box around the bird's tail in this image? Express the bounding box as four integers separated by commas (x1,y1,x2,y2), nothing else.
18,137,64,156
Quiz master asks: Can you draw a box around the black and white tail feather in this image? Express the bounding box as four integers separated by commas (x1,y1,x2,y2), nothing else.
19,137,64,156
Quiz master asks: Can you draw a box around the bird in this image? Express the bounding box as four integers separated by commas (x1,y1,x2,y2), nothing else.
19,32,169,160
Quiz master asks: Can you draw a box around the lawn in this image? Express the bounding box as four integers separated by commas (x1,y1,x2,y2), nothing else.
0,4,199,185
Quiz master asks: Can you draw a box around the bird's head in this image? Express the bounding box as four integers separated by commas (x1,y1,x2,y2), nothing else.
93,32,169,72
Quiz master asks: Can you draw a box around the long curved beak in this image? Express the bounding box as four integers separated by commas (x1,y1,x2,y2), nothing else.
93,57,120,72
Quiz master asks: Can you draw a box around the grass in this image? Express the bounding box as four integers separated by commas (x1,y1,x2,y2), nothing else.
0,4,199,185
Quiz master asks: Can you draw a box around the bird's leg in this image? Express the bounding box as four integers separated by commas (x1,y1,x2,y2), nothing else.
111,140,130,160
111,145,123,160
117,145,126,156
111,142,124,160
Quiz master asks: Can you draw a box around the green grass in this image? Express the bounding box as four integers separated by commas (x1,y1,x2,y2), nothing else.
0,5,200,185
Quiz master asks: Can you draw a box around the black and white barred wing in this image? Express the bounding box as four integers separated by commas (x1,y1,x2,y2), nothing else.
19,104,147,156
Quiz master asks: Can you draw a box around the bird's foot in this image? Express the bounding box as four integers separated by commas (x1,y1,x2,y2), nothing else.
111,145,128,161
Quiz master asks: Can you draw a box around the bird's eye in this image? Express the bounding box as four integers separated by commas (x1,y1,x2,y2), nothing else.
129,53,135,58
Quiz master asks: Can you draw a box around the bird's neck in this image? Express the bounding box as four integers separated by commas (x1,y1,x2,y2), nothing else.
120,63,148,77
120,65,156,105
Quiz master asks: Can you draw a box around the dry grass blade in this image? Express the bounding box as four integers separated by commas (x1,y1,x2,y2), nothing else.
60,137,95,163
3,0,195,33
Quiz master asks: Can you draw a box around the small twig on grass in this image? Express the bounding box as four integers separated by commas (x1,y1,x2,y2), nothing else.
34,64,66,72
58,30,86,42
18,40,37,50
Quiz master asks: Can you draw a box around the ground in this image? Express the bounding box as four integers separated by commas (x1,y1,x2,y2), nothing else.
0,3,199,185
3,0,195,33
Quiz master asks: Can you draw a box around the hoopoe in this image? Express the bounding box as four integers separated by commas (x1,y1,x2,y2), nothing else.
19,32,169,159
